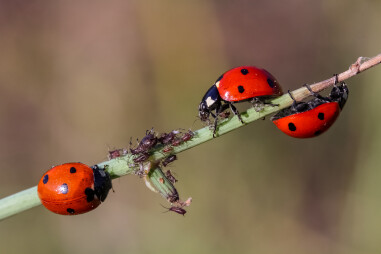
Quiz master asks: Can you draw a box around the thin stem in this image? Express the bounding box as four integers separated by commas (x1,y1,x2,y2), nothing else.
0,187,40,220
0,54,380,221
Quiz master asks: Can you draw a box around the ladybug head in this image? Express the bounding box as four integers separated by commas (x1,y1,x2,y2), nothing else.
198,101,210,121
92,165,112,202
199,85,221,122
329,82,349,109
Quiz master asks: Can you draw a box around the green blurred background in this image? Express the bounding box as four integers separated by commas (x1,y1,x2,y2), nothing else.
1,1,381,253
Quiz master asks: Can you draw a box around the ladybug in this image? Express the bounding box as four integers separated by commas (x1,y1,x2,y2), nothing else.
199,66,283,136
271,81,349,138
37,163,112,215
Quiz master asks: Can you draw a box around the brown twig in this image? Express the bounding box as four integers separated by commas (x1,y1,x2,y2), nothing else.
290,54,381,101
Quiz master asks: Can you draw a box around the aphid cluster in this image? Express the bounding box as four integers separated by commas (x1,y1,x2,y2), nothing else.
158,129,194,152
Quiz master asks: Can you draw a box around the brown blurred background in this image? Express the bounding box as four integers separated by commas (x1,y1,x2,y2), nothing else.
1,1,381,253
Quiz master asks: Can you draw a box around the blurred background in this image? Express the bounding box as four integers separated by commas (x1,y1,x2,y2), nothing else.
1,1,381,253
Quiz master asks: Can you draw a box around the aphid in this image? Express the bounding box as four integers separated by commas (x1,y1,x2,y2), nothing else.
165,170,178,184
108,148,127,160
181,130,194,142
130,129,158,155
168,191,179,203
171,138,182,147
162,146,173,153
133,152,150,163
158,130,180,145
168,206,187,216
161,205,187,216
162,155,177,167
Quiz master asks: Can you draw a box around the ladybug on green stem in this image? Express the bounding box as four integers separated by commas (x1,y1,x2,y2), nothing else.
37,163,112,215
198,66,283,136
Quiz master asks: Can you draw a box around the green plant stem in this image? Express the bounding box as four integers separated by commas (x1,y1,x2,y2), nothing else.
0,54,380,221
0,187,40,220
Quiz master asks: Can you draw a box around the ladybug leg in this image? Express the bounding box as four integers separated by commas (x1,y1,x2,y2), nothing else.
288,90,298,111
250,98,278,112
288,90,300,110
333,74,339,86
287,90,297,104
228,103,244,124
212,103,223,137
212,103,231,137
303,84,330,102
212,118,218,137
250,98,264,111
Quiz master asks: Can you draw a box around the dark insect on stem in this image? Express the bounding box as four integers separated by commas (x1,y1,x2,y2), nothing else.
158,130,180,145
108,148,128,160
162,146,173,153
162,155,177,167
165,170,178,184
108,149,121,160
161,205,187,216
181,130,194,142
130,129,158,155
171,138,182,147
168,190,179,203
133,152,150,163
168,206,186,216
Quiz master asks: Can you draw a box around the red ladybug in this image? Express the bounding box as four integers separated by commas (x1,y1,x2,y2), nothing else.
37,163,112,215
199,66,283,136
271,81,349,138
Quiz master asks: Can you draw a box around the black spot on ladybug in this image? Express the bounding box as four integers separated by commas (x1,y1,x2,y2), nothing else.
85,188,95,202
238,86,245,93
314,130,322,136
318,113,325,120
60,183,68,194
215,74,223,82
67,208,75,214
70,167,76,173
288,122,296,131
43,175,49,184
267,78,275,88
241,68,249,75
